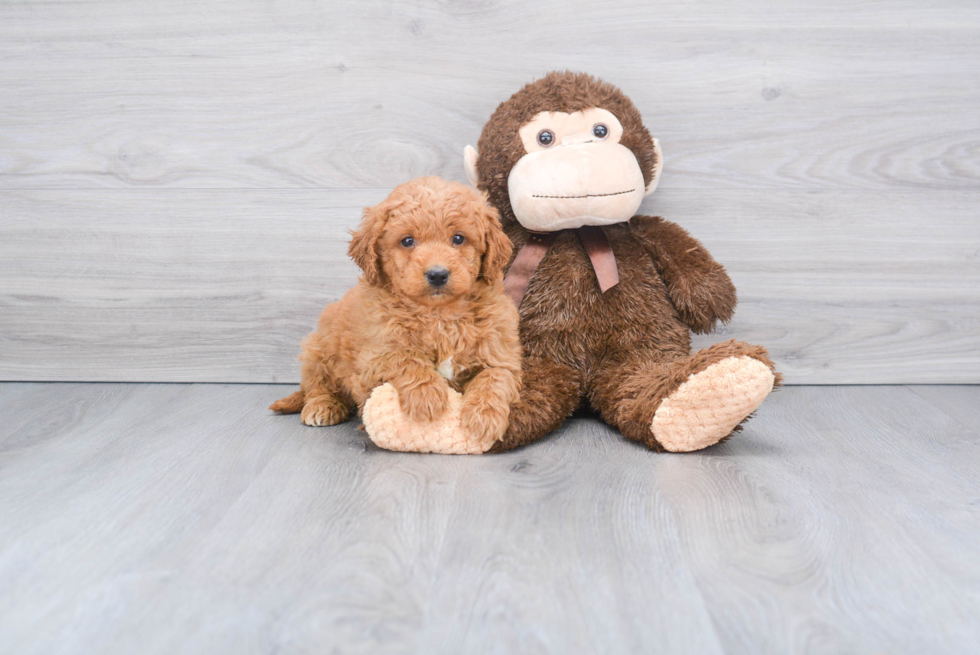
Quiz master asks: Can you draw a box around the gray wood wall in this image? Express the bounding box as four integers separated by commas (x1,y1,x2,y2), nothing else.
2,1,978,384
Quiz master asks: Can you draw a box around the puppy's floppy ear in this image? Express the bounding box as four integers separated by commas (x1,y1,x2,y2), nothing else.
478,203,512,286
349,199,391,286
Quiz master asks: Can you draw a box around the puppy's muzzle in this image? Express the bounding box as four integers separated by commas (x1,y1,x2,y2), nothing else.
425,266,450,288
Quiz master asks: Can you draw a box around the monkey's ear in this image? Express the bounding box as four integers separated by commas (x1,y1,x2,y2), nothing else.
463,145,480,188
479,204,512,286
348,201,389,286
644,138,664,196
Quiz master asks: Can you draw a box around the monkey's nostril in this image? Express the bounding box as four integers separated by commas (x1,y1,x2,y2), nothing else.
425,267,450,287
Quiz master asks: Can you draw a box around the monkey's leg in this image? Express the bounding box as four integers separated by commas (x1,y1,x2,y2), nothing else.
489,356,582,453
589,340,780,452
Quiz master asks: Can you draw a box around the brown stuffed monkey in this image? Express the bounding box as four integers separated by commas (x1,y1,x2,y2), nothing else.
462,71,781,453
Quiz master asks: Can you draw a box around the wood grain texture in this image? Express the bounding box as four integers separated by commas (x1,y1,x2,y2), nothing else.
652,385,980,653
1,0,978,384
907,385,980,432
2,188,978,384
0,382,978,653
0,1,978,191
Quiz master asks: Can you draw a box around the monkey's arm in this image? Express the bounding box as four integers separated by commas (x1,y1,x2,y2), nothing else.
631,215,737,334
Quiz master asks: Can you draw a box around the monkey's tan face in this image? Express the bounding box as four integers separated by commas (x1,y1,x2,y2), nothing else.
504,108,658,232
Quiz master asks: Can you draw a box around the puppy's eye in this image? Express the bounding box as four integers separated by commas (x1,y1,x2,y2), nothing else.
592,123,609,139
452,234,465,246
400,237,414,248
537,129,555,147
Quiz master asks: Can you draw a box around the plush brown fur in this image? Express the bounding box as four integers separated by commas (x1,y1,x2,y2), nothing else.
270,177,521,443
472,72,781,452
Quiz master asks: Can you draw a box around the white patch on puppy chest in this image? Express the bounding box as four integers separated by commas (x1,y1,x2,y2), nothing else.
438,357,454,380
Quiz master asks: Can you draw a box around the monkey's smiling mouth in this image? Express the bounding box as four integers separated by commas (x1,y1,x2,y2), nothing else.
532,188,636,199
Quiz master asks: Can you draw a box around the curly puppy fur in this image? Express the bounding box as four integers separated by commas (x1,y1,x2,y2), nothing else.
472,72,781,452
270,177,522,444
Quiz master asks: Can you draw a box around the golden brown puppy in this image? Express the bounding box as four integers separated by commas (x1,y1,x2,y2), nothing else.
270,177,521,451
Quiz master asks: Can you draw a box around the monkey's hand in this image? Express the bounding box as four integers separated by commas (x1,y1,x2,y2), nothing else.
631,215,737,334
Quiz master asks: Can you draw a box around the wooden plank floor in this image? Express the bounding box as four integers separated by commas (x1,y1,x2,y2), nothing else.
1,384,978,654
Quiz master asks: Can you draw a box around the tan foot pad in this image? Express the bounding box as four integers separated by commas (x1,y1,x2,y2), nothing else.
651,356,775,453
362,383,493,455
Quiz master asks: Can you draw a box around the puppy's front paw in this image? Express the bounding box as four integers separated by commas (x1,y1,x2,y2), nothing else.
461,398,509,444
363,383,493,455
398,379,450,423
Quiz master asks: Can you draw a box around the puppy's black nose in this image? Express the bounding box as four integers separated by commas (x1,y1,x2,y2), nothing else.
425,266,450,287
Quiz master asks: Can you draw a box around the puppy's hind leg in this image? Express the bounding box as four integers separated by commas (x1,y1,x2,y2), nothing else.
301,392,352,427
298,353,354,427
270,388,349,425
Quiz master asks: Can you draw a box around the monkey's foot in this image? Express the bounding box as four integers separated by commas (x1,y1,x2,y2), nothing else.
362,383,494,455
651,356,775,452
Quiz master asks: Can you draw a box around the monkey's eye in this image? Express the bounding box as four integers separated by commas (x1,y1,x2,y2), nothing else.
452,234,465,246
400,236,414,247
536,129,555,147
592,123,609,139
